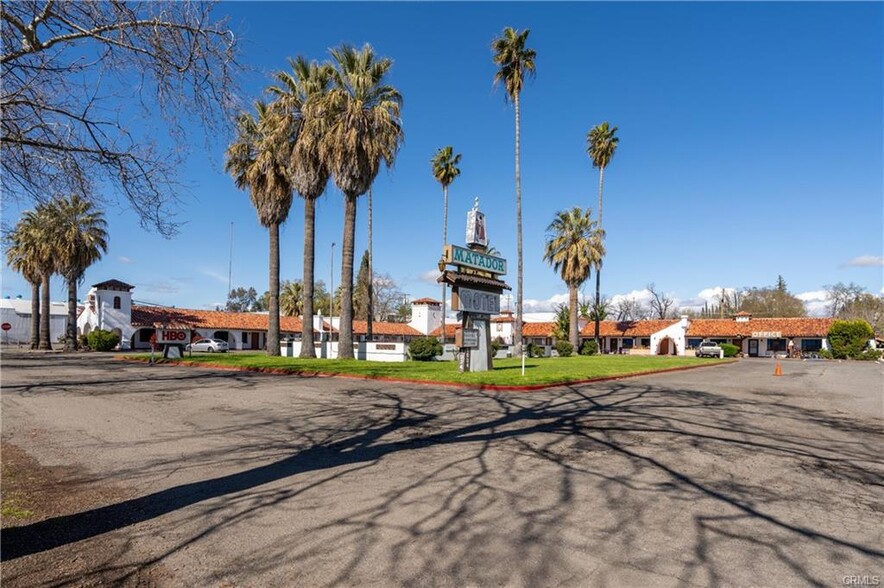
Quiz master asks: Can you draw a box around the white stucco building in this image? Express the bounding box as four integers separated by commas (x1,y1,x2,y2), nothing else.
408,298,443,337
0,296,67,345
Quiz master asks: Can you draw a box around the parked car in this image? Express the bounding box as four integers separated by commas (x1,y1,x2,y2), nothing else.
696,340,723,358
185,338,229,353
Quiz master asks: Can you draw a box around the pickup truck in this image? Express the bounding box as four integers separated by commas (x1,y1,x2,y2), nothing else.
696,340,723,358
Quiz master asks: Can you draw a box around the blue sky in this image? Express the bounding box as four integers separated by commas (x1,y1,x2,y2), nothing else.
3,1,883,316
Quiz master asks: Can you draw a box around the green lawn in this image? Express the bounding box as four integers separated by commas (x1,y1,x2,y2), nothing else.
127,352,730,388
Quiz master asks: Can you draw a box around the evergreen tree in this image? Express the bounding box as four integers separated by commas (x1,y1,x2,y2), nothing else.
353,250,372,321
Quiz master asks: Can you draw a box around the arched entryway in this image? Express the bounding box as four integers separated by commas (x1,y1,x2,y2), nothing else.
658,337,677,356
132,327,155,350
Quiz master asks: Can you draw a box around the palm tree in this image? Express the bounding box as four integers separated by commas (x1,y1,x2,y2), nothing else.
543,207,605,349
225,100,293,356
586,122,619,349
317,43,403,359
492,27,536,357
270,56,332,358
5,213,46,349
13,205,57,349
430,145,462,343
279,280,304,317
47,194,108,351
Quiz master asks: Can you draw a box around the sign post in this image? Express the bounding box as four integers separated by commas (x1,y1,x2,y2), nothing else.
438,198,511,372
1,322,10,346
156,328,189,359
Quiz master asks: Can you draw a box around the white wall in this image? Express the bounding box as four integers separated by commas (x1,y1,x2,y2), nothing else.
650,317,689,356
1,299,67,345
77,286,136,346
282,341,409,362
408,303,442,336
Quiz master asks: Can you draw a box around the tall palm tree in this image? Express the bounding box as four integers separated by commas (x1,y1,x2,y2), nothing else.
430,145,462,343
492,27,536,357
225,100,293,356
48,194,108,351
586,121,619,349
5,213,46,349
270,56,333,358
14,205,57,349
317,43,403,359
279,280,304,317
543,207,605,350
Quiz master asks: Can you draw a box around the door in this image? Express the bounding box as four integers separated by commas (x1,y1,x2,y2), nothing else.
748,339,759,357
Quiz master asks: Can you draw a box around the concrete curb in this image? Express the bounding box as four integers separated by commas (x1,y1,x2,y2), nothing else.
117,355,736,392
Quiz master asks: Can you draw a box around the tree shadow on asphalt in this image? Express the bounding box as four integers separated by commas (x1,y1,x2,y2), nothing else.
2,363,883,586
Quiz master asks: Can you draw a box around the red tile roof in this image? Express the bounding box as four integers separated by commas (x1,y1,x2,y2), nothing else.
687,317,835,338
351,321,422,337
430,324,458,337
92,279,134,291
490,315,514,323
411,298,441,305
580,320,681,337
131,305,304,332
522,322,557,337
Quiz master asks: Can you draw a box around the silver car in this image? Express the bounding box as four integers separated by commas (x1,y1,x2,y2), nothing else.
186,338,229,353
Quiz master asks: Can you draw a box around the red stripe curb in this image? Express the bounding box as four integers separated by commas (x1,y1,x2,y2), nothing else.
116,356,736,392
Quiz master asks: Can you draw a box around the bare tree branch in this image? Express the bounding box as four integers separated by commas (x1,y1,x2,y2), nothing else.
646,283,676,320
1,0,240,236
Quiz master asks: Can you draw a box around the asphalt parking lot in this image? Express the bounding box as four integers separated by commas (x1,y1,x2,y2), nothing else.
2,352,882,587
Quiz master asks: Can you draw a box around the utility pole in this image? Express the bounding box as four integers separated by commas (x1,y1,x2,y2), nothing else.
330,242,336,333
227,222,234,303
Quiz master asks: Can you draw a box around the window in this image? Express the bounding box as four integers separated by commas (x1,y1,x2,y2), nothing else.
242,332,248,344
640,338,651,348
801,339,822,352
622,338,634,349
113,296,121,309
687,338,703,349
768,338,787,352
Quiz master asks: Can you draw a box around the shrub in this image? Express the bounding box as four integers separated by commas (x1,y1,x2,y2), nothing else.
827,320,874,359
87,329,120,352
580,340,599,356
818,349,834,359
554,340,574,357
720,343,739,358
408,336,442,361
526,342,545,358
79,334,89,349
490,338,502,356
858,349,882,361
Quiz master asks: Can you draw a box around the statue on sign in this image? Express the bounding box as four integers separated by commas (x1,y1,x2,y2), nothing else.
466,197,488,249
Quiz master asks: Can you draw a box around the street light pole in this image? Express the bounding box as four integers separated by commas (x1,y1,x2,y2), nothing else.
330,242,335,335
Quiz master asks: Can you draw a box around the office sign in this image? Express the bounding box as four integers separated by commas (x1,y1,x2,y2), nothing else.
751,331,782,339
452,287,500,314
443,244,506,275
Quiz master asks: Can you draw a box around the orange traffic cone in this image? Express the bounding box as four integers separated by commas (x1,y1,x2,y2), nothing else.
774,359,783,376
